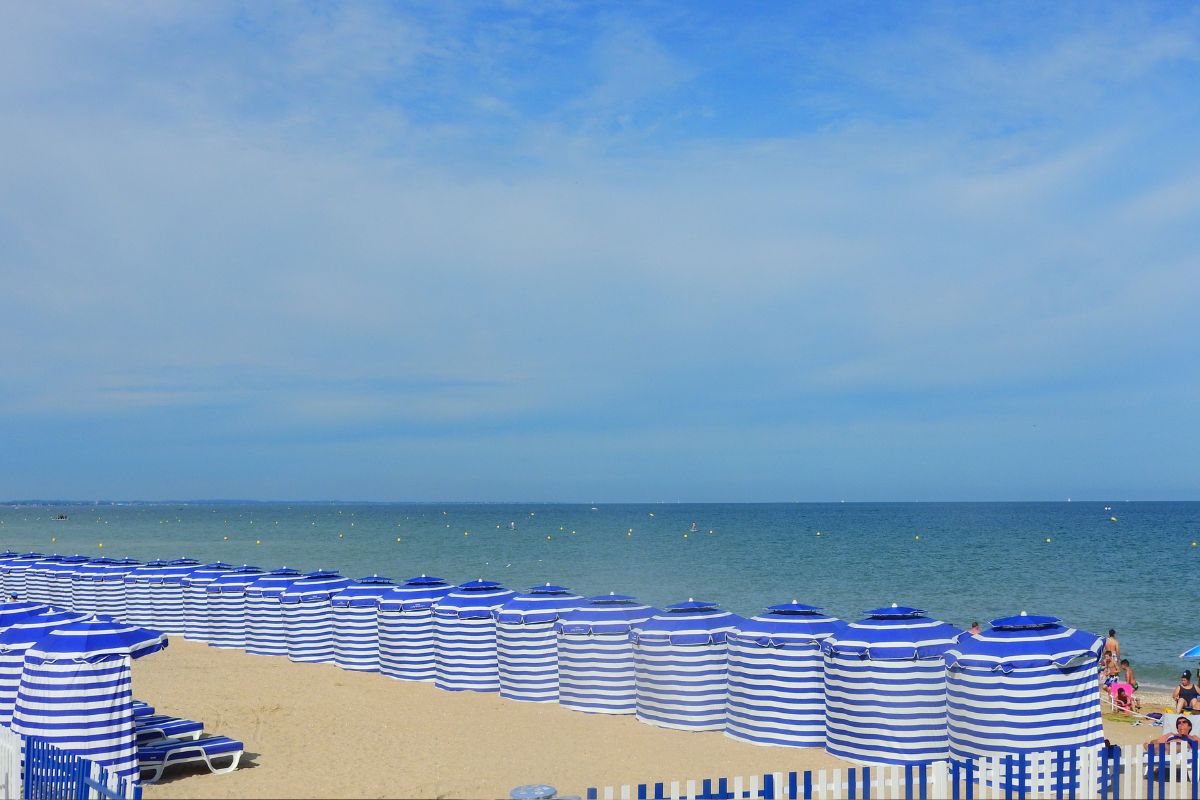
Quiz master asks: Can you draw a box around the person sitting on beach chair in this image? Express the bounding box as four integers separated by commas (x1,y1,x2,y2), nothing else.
1174,671,1200,712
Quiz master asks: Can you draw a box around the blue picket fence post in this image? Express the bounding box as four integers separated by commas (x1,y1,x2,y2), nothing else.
21,735,140,800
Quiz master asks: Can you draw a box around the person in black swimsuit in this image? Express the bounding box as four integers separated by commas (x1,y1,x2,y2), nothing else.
1174,671,1200,712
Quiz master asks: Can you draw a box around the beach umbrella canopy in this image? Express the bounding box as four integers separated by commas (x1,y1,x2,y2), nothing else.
204,566,265,650
557,593,658,715
0,602,50,633
0,610,91,726
378,575,454,681
280,572,354,664
944,612,1104,760
632,599,743,731
1181,644,1200,659
495,584,583,703
11,619,167,784
0,553,46,601
121,560,171,627
331,576,395,672
822,604,965,765
432,579,516,692
144,558,201,633
726,602,846,748
181,563,235,641
69,558,118,615
244,569,311,657
23,556,67,605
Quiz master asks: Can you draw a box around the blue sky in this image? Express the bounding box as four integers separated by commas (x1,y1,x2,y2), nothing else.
2,2,1198,501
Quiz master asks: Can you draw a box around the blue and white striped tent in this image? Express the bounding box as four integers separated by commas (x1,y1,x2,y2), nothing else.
92,558,143,620
557,593,658,715
726,602,845,748
0,553,46,601
11,619,167,784
632,599,742,731
0,553,21,599
244,569,309,657
0,603,49,633
944,613,1104,760
495,584,583,703
69,558,118,614
145,558,201,633
121,560,171,627
378,575,454,681
433,580,516,692
181,563,235,641
280,572,354,664
0,610,91,726
331,576,395,672
204,566,265,650
22,556,66,605
44,556,91,608
822,605,965,765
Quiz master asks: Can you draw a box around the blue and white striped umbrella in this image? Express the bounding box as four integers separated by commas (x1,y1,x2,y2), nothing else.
0,553,46,601
822,604,965,765
0,610,91,726
633,599,742,731
91,559,143,620
70,558,118,614
945,612,1104,760
280,572,354,664
433,580,516,692
121,560,171,627
23,556,67,605
378,575,453,681
331,576,395,673
496,584,583,703
145,558,201,633
0,554,17,600
12,619,166,784
204,566,265,650
0,603,50,633
181,563,235,641
44,556,91,608
557,593,658,715
726,602,845,748
244,569,306,656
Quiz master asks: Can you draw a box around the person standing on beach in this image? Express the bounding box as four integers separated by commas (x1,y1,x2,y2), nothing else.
1104,629,1120,660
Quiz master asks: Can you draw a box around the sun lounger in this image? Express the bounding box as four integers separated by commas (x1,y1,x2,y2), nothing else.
135,715,204,744
131,701,155,719
139,736,244,783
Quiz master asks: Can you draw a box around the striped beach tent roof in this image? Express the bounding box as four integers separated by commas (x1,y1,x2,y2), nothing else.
726,602,844,748
205,565,266,594
557,593,657,635
944,613,1104,760
495,584,583,624
0,602,50,631
331,576,396,607
12,620,167,783
436,579,516,618
633,599,742,645
378,575,453,612
0,610,92,726
279,572,353,603
244,568,311,597
820,605,964,660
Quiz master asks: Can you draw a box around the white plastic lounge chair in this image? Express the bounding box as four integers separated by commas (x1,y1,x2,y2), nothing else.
135,715,204,744
139,736,244,783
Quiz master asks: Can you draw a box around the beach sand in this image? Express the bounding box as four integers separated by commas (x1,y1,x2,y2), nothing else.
133,640,1162,800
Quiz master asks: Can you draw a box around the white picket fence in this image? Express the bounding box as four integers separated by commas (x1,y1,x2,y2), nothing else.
586,743,1199,799
0,726,21,800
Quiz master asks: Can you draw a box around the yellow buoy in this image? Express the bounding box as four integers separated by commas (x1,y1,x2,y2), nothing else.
560,526,564,531
396,537,401,542
816,531,822,536
223,536,229,541
51,537,56,544
1192,541,1197,547
98,543,103,548
571,530,576,535
464,532,470,537
915,535,920,540
546,535,552,540
627,532,632,536
1110,517,1118,522
683,533,688,539
1045,537,1052,543
338,533,344,539
256,540,261,545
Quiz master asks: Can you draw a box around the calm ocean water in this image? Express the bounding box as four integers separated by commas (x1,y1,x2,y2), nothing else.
2,501,1196,690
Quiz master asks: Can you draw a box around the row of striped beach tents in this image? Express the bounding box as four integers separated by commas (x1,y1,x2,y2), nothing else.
0,551,1106,765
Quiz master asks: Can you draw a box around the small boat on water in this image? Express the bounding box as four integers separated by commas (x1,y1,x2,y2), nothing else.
53,514,68,521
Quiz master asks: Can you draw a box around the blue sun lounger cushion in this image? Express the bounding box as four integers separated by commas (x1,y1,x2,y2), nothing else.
135,715,204,744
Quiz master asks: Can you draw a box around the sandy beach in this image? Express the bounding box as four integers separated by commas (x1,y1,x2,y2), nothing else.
133,640,1161,800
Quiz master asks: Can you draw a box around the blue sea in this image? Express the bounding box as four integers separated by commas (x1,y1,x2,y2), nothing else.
1,501,1196,690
